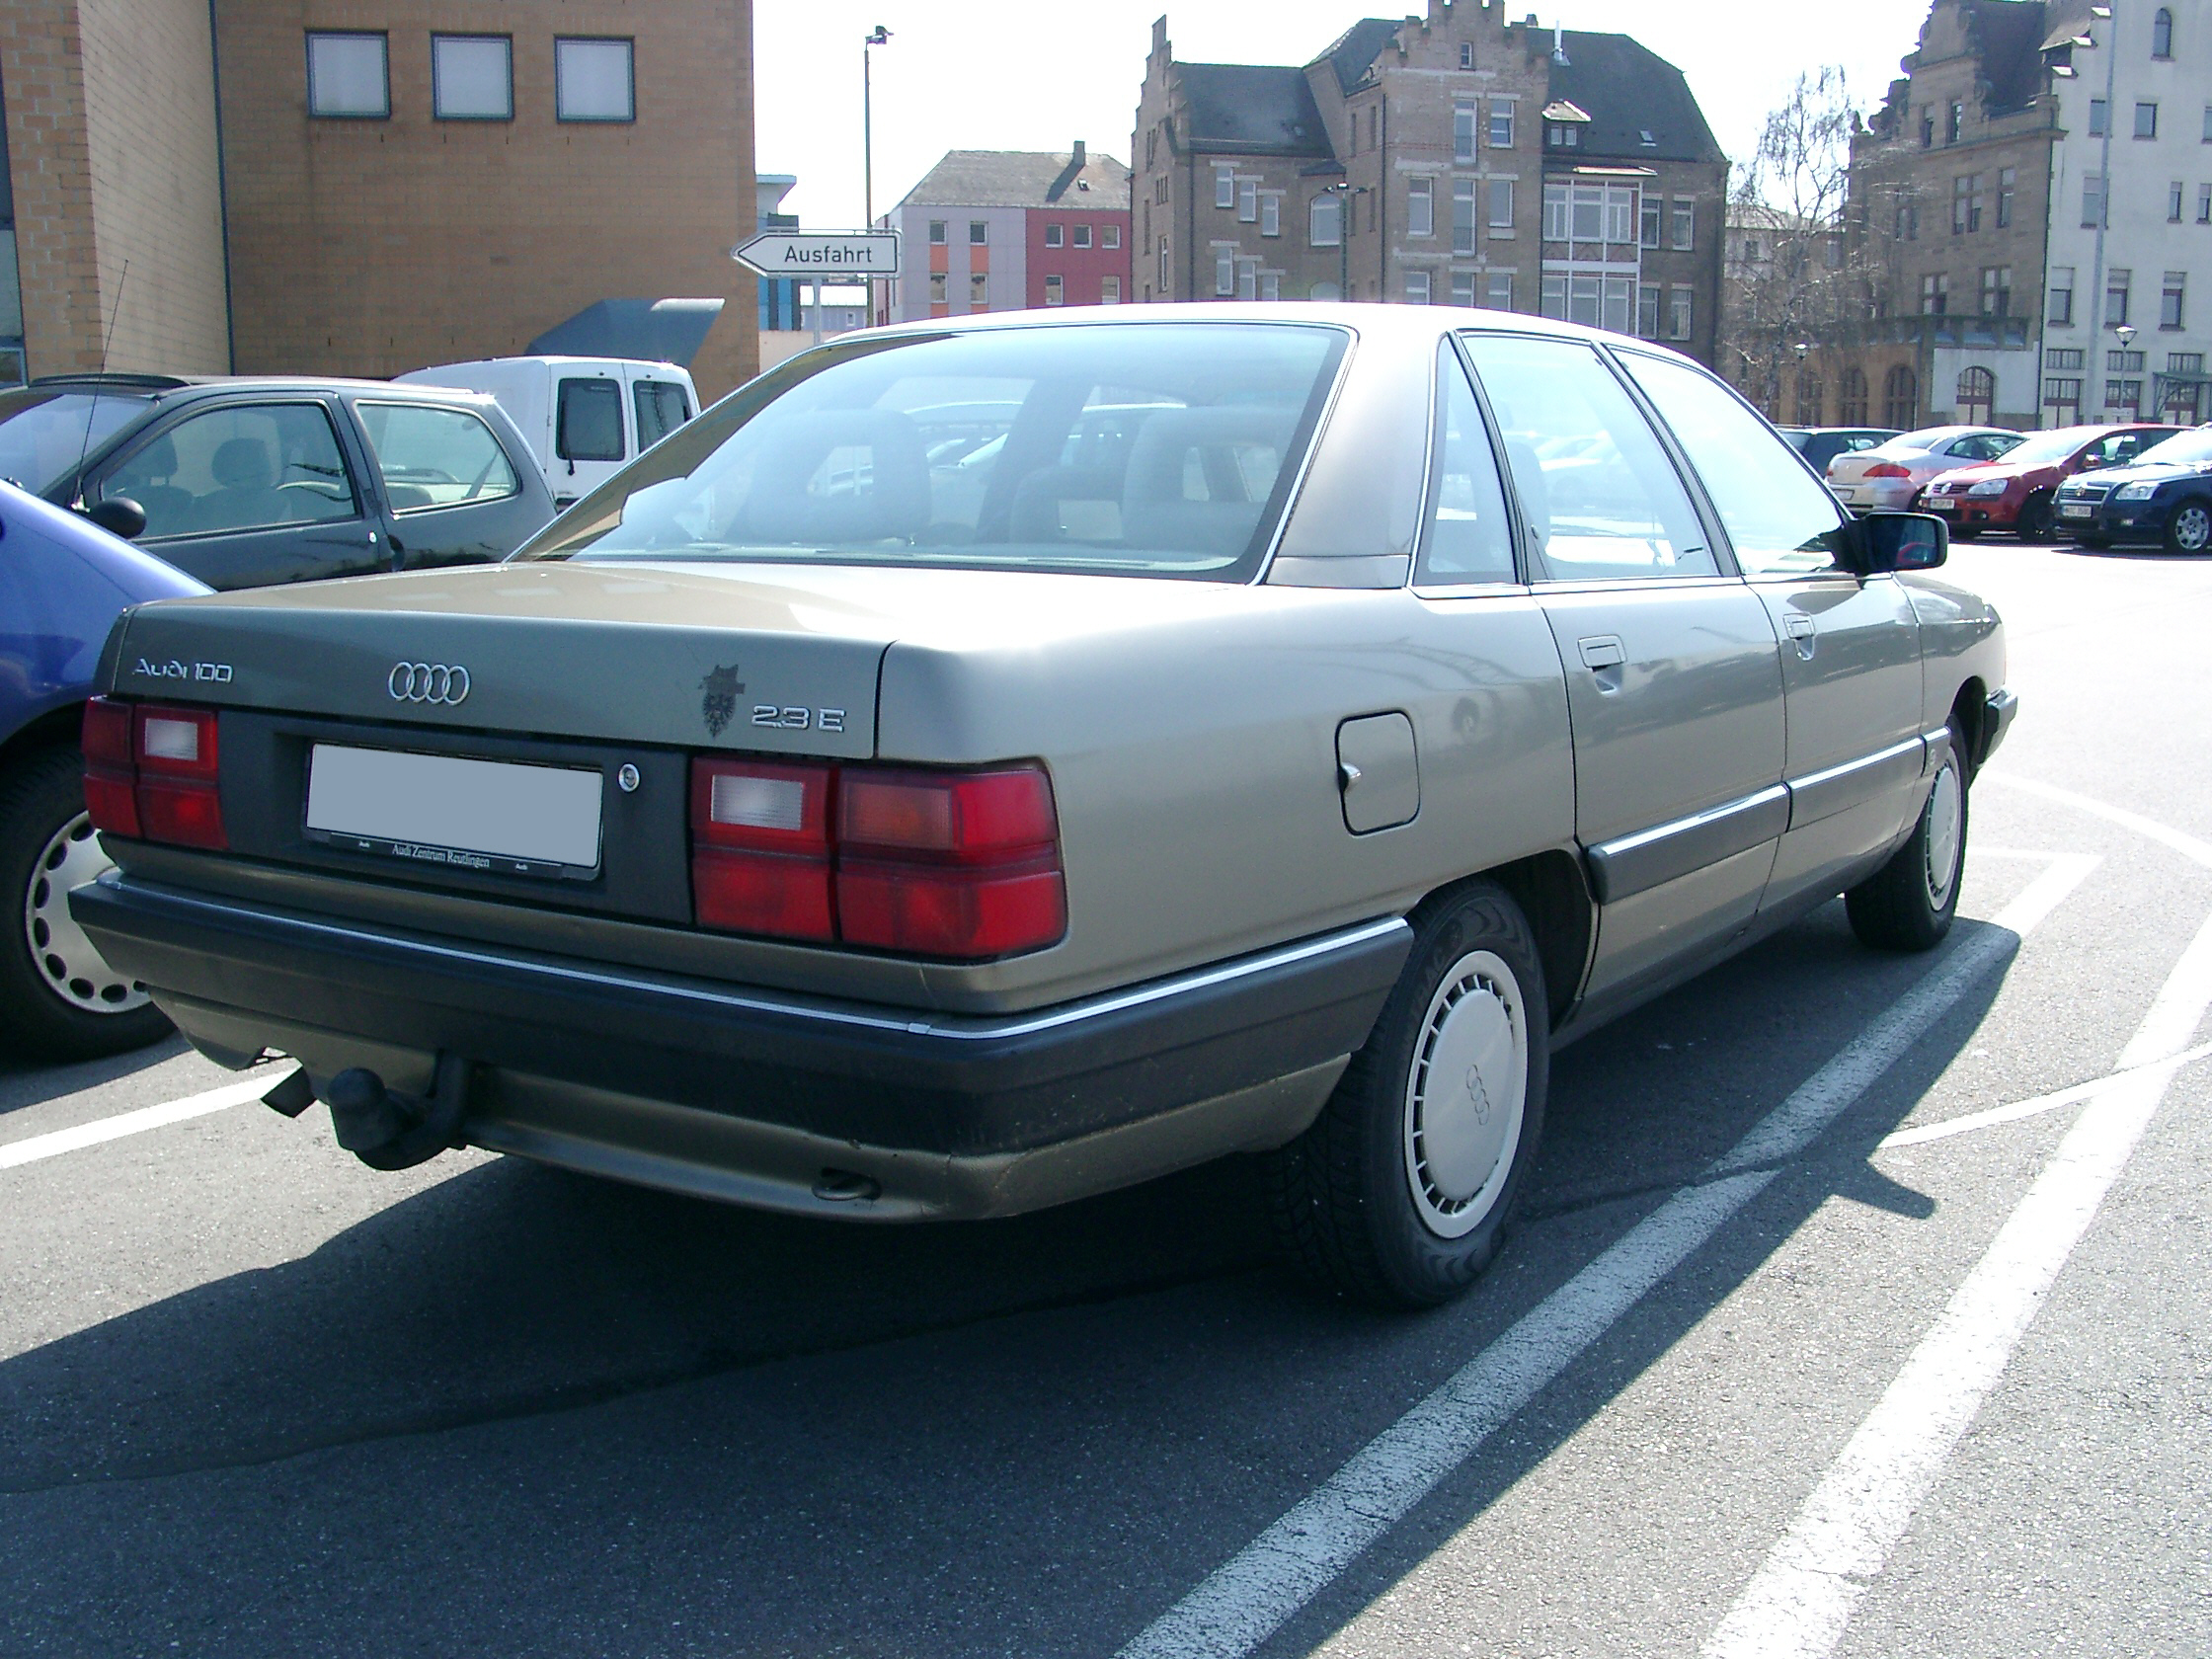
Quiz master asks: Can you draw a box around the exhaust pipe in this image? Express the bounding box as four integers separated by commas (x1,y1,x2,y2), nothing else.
321,1053,475,1171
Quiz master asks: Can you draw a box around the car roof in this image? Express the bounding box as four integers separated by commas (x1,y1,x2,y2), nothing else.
28,372,504,409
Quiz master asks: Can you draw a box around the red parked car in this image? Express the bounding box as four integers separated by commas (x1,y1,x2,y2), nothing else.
1920,423,2183,541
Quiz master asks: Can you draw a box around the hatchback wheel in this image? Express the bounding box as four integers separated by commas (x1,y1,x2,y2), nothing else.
1264,882,1548,1307
2165,500,2212,555
2016,492,2056,542
0,747,171,1060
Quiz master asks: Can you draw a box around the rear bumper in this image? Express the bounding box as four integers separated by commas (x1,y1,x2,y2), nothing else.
72,874,1408,1220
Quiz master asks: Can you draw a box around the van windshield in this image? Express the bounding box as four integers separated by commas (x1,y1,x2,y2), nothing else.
519,323,1348,582
0,389,153,494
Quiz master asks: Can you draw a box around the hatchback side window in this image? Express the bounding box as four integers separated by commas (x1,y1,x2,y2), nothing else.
1618,350,1852,577
556,377,625,462
355,402,520,512
1459,333,1715,580
633,379,691,448
1416,343,1516,586
96,403,356,540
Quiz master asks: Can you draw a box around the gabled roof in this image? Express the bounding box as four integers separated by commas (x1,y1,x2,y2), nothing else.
1177,62,1332,155
897,149,1131,210
1958,0,2053,116
1545,32,1724,164
1311,17,1401,96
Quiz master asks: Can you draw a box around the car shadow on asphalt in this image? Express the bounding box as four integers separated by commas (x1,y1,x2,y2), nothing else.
0,900,2014,1658
0,1031,195,1119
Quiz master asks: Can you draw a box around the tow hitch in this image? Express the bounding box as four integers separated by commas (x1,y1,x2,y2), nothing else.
275,1053,475,1171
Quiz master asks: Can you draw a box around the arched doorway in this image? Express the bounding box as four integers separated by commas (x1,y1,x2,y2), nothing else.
1956,365,1995,426
1883,364,1919,428
1839,366,1869,425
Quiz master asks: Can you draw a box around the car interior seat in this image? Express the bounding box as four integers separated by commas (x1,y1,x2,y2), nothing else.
1119,406,1295,559
192,437,286,534
106,433,192,538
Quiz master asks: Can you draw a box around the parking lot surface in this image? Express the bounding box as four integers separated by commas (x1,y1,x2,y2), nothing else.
4,541,2209,1658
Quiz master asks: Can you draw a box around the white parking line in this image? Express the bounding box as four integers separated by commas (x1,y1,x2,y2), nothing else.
1114,860,2096,1659
1983,772,2212,869
1879,1041,2212,1148
0,1071,292,1171
1703,900,2212,1659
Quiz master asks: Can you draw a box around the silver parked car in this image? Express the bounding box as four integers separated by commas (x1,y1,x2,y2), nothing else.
71,306,2014,1307
1826,425,2025,514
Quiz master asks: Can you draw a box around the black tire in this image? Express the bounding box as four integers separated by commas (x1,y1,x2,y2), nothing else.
1264,881,1549,1308
0,746,172,1061
2164,498,2212,555
2016,492,2056,543
1846,720,1968,953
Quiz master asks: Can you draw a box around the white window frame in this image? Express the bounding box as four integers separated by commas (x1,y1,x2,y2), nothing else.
1045,223,1064,249
1668,284,1693,341
1100,275,1122,305
1237,178,1258,223
1216,247,1236,296
1407,177,1435,239
1453,179,1478,255
1045,274,1065,307
1216,166,1235,209
1103,223,1122,249
1489,104,1515,147
1670,199,1694,251
1406,270,1432,304
1488,178,1514,231
1454,107,1478,165
1309,194,1342,248
1485,272,1513,310
1260,193,1281,238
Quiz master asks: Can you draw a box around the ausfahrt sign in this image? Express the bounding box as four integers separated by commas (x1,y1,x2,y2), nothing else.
730,231,901,278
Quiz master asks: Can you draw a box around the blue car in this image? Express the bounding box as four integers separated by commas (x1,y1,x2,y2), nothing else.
1,479,206,1058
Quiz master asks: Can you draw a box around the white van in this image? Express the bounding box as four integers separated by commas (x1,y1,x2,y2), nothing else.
394,356,700,511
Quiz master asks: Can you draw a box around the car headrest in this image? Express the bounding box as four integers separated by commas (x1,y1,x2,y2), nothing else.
1121,406,1297,505
743,409,929,545
210,437,275,491
132,433,179,479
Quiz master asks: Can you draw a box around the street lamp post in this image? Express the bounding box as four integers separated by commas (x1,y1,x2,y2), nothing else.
1327,182,1367,301
863,26,891,325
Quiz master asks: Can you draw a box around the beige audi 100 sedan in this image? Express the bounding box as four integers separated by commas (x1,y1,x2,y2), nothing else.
72,306,2014,1307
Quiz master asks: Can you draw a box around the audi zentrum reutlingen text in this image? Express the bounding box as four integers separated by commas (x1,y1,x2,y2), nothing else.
70,307,2013,1307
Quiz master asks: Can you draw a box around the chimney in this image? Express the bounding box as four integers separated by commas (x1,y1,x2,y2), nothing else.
1551,21,1568,63
1047,143,1086,203
1072,139,1086,168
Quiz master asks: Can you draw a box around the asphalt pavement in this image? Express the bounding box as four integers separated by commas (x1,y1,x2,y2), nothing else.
3,539,2208,1658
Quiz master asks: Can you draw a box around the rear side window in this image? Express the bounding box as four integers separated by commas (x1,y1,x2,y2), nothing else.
95,402,356,539
1618,351,1850,577
1459,333,1716,582
1416,343,1516,586
556,378,625,462
633,379,691,448
356,402,521,512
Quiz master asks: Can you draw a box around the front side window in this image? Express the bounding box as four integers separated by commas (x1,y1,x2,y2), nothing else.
556,378,625,462
633,379,691,447
357,403,520,511
433,35,513,119
1418,344,1516,586
1459,333,1715,582
1620,351,1849,577
555,38,634,122
95,402,357,539
306,33,388,118
521,323,1348,584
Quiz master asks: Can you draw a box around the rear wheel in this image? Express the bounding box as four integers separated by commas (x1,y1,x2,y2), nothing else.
2016,492,2056,542
2164,500,2212,555
0,746,170,1060
1847,721,1967,953
1264,882,1548,1307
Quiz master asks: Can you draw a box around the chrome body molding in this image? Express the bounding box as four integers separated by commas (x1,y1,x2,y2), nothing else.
1786,737,1928,831
1586,785,1791,905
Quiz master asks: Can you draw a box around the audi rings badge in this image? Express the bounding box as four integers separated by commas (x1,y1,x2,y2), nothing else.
388,662,471,705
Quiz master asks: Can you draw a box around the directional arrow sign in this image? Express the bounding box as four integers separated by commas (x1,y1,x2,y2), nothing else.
730,231,901,277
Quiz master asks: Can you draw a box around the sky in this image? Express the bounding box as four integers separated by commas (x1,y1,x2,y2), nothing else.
753,0,1939,232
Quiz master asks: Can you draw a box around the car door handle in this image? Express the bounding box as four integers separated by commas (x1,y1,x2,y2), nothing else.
1577,634,1626,670
1784,613,1817,659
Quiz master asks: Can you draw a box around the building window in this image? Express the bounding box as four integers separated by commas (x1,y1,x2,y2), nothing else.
2164,270,2186,329
1637,283,1660,337
1045,274,1064,306
928,219,947,245
1956,366,1995,424
1100,276,1121,305
1546,123,1580,148
1952,174,1985,233
970,221,988,245
1921,272,1949,315
2108,348,2146,371
305,33,389,118
2083,174,2105,227
1408,178,1435,238
2045,376,2084,409
432,36,512,120
1046,223,1064,249
1452,272,1476,307
1667,286,1693,340
1157,236,1169,288
1257,272,1279,301
2107,378,2144,414
1146,127,1157,168
2172,182,2187,222
1795,371,1824,427
1073,222,1092,248
1489,105,1514,147
1238,259,1257,300
1407,271,1432,304
1460,41,1475,69
1641,197,1661,248
2200,185,2212,223
1539,273,1567,321
1884,364,1919,427
1216,166,1234,209
2137,101,2160,139
1488,178,1514,230
2049,348,2085,370
2156,7,2175,57
1543,183,1569,241
1946,101,1964,144
1309,194,1342,247
1997,167,2014,227
1216,248,1235,296
1839,367,1869,425
1671,199,1694,250
970,272,988,308
1454,107,1478,165
1980,267,2012,316
1104,223,1122,249
1260,194,1280,237
1449,180,1477,253
2107,267,2132,326
1485,273,1513,309
2091,99,2109,136
554,38,634,122
2170,351,2203,372
2050,267,2076,326
1238,179,1258,222
1920,107,1936,147
928,272,948,305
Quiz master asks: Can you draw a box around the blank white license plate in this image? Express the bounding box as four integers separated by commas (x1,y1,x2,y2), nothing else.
1929,498,1957,512
2061,503,2094,518
305,745,603,877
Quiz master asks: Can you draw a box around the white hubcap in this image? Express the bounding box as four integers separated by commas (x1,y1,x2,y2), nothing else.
22,812,148,1016
1923,759,1963,911
1403,948,1529,1239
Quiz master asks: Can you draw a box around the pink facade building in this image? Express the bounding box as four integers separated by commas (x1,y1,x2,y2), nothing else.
882,144,1133,322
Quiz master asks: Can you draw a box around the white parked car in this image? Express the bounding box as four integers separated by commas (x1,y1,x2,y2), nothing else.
1826,426,2024,514
395,356,699,512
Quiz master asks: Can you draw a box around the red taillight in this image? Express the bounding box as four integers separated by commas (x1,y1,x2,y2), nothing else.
79,698,225,850
1863,462,1913,479
685,756,1066,959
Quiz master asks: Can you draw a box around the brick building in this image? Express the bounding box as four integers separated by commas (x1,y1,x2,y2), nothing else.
1130,3,1728,366
881,146,1133,322
0,1,758,398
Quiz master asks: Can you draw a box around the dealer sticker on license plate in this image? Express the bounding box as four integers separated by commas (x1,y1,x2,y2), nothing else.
2061,504,2094,519
305,745,604,879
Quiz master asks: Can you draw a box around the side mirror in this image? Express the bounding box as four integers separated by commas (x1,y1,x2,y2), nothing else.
81,496,147,541
1852,511,1947,575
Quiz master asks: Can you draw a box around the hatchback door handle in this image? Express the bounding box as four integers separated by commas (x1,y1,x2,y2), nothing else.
1577,634,1626,670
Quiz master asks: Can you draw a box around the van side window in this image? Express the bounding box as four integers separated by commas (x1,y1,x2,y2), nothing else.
633,379,691,449
556,378,625,462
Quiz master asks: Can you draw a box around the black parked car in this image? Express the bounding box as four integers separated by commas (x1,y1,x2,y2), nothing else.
0,374,555,589
2054,426,2212,553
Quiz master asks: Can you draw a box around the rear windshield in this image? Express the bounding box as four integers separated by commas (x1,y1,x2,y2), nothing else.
0,388,153,494
520,323,1349,581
